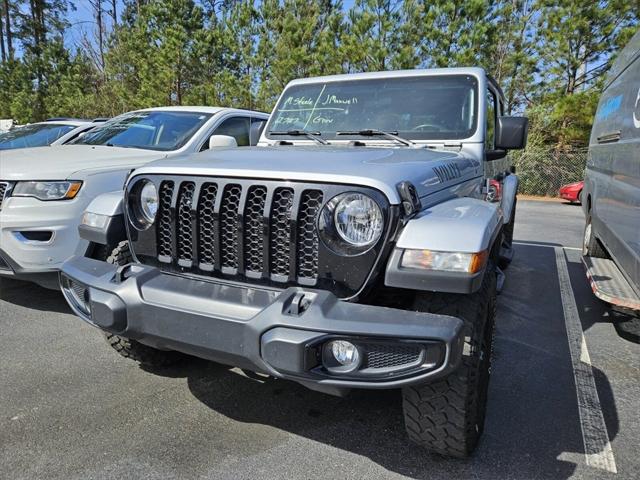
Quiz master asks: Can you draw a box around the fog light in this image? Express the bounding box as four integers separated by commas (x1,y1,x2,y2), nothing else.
330,340,359,365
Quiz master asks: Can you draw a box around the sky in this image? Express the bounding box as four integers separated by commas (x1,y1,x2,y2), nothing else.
65,0,123,51
65,0,359,51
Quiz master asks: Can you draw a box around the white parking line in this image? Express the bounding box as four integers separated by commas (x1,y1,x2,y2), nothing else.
513,241,582,251
554,247,617,473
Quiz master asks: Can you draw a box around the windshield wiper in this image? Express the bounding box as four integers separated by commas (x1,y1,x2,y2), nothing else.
269,130,328,145
336,129,416,147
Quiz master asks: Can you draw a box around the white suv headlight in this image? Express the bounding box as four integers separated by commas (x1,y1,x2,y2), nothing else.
13,181,82,201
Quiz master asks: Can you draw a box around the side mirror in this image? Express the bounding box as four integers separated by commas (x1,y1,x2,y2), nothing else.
495,116,528,150
209,135,238,149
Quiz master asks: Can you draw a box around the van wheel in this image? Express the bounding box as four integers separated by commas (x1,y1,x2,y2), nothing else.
103,241,182,368
583,214,607,258
402,262,497,457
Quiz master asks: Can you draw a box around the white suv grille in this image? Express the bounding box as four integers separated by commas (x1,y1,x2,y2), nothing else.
0,182,11,210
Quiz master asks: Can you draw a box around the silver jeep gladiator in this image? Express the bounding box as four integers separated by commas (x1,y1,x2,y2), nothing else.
59,68,528,457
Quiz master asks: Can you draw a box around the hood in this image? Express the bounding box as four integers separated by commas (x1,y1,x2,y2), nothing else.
135,145,480,203
0,145,165,181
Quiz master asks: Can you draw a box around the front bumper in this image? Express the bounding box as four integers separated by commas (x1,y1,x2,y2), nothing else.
559,187,580,201
0,196,88,276
60,256,465,394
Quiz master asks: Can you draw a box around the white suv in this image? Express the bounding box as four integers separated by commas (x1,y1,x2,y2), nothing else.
0,106,268,288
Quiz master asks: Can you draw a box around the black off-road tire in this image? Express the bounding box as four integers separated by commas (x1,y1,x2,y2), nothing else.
402,263,497,457
104,333,181,367
103,241,182,368
106,240,133,265
583,214,607,258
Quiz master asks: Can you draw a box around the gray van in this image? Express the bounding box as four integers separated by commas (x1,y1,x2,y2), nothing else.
582,29,640,316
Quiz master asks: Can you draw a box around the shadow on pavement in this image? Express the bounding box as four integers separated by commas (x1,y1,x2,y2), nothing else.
130,240,621,479
147,356,615,479
0,276,70,314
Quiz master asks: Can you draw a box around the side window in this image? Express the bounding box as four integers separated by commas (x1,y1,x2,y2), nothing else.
202,116,251,151
486,89,497,150
249,118,266,146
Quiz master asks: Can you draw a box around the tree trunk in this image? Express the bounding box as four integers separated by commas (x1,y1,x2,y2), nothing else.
96,0,105,70
3,0,12,60
0,4,6,63
111,0,117,25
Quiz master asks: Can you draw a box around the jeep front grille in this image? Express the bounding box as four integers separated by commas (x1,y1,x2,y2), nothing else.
127,175,394,298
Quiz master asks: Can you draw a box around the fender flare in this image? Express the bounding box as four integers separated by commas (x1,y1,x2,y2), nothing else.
385,197,503,294
500,174,519,224
78,190,126,246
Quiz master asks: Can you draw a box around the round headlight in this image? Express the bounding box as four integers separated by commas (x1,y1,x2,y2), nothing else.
334,193,383,247
139,181,158,224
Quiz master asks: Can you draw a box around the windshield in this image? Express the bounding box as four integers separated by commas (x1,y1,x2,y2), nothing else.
267,75,478,141
0,123,76,150
74,111,212,151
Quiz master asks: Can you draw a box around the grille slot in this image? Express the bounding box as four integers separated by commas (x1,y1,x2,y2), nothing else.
176,182,195,264
197,183,218,269
296,190,323,279
220,184,242,269
363,344,422,370
269,188,294,277
243,186,267,273
157,181,175,260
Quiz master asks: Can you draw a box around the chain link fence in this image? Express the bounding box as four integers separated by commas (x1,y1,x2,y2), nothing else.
511,147,588,197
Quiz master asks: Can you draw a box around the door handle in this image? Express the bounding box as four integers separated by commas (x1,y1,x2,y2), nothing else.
596,131,621,144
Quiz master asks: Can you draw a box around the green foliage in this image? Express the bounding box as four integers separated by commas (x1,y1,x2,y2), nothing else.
0,0,638,151
535,0,639,94
418,0,497,69
255,0,345,108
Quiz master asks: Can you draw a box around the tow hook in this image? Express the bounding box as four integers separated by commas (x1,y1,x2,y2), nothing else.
284,291,312,316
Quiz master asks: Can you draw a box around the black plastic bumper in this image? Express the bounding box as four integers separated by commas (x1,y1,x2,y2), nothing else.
60,256,465,394
0,248,60,290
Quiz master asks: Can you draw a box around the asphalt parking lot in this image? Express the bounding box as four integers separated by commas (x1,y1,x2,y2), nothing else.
1,199,638,480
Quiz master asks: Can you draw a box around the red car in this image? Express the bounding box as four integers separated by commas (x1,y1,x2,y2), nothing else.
559,180,584,203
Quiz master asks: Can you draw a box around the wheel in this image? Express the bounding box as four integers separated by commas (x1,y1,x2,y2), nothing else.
577,190,583,205
402,262,497,457
103,241,182,367
583,214,607,258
